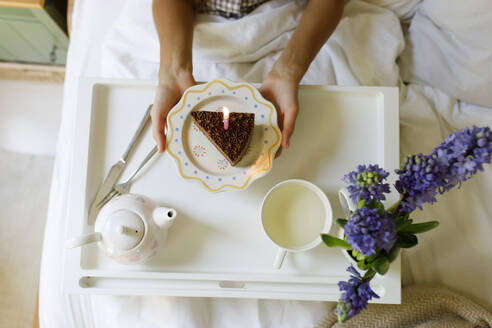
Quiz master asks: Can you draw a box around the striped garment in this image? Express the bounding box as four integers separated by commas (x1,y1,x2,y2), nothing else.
190,0,271,18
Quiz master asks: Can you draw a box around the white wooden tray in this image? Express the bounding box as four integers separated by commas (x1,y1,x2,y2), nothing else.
63,78,400,303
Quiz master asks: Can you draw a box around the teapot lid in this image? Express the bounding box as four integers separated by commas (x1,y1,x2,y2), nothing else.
102,210,145,251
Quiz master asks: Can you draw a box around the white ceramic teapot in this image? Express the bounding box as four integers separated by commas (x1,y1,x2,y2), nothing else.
66,194,177,264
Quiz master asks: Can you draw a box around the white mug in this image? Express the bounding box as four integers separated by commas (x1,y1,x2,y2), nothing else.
338,187,357,215
261,179,333,269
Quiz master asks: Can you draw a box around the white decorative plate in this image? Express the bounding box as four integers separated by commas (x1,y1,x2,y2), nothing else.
166,79,281,192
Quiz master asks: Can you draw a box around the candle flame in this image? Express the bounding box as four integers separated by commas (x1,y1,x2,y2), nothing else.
222,106,230,119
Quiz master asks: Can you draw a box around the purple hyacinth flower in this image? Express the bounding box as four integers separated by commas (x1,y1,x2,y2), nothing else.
375,215,397,253
343,164,390,204
395,153,444,212
344,207,397,256
396,126,492,213
336,265,379,322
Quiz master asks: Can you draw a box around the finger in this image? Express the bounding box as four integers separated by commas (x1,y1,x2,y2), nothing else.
281,107,298,149
151,107,167,153
259,85,282,126
277,111,284,131
275,146,283,158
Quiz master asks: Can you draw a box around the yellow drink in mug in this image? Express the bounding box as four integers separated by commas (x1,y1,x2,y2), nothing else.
261,179,333,269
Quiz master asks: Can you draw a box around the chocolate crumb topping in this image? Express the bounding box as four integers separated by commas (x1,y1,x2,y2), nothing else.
191,111,255,166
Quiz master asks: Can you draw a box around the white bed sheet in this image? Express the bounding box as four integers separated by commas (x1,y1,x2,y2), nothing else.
39,0,492,327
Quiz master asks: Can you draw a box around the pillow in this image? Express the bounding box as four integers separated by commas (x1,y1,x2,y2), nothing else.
399,0,492,107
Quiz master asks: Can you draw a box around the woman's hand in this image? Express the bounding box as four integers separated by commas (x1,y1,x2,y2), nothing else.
260,0,344,154
152,0,195,152
151,71,195,152
260,69,299,152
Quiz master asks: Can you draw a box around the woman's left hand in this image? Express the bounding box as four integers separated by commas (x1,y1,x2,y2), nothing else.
260,69,299,153
259,0,344,155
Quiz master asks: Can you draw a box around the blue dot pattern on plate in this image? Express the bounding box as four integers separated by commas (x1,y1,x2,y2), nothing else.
232,177,236,180
219,178,222,182
222,90,225,93
264,140,268,144
208,92,212,95
187,104,191,108
185,162,189,166
232,91,236,95
175,139,178,143
194,170,198,174
206,176,209,179
244,96,248,100
264,127,268,131
254,104,258,108
197,97,200,101
178,151,182,155
261,114,265,119
243,171,247,175
175,127,179,131
180,115,184,119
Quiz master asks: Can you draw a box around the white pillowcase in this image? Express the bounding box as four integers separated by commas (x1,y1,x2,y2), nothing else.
400,0,492,107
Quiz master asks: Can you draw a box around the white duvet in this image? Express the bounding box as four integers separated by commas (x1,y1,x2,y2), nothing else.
39,0,492,326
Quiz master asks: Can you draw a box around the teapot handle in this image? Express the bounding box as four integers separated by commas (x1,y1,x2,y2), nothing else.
65,232,102,249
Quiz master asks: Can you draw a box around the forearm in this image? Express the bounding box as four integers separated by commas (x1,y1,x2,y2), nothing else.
152,0,194,81
273,0,344,82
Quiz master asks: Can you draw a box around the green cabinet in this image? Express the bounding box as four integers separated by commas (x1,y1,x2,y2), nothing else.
0,1,68,65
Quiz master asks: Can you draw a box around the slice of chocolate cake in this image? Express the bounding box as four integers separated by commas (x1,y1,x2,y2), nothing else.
191,111,255,166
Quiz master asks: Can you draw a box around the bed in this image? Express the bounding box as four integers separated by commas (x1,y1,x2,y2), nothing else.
39,0,492,326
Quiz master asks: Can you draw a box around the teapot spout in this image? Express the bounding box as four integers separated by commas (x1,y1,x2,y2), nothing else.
153,207,177,229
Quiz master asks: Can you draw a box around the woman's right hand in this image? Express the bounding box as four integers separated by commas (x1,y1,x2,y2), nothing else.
151,70,195,152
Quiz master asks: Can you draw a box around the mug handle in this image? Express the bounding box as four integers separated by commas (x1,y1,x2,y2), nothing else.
338,187,357,215
273,248,287,270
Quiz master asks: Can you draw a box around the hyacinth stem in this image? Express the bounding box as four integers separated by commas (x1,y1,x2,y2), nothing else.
387,199,402,215
362,268,376,283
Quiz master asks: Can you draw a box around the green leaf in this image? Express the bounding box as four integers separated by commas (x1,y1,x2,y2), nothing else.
376,202,386,216
362,268,376,282
336,218,348,228
368,198,378,209
388,246,400,262
321,234,351,250
366,252,379,264
357,260,368,270
400,221,439,234
395,212,410,226
396,233,418,248
357,198,366,209
355,251,366,261
370,253,390,275
396,219,413,231
350,249,368,262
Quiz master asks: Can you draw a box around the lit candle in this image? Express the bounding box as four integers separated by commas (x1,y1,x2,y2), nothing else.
222,106,230,130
